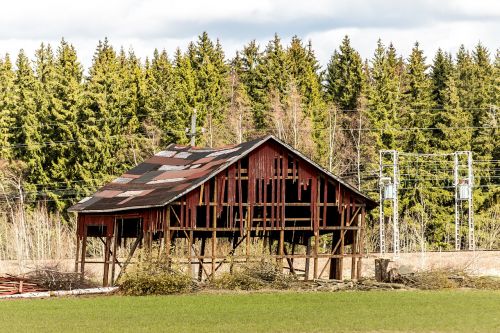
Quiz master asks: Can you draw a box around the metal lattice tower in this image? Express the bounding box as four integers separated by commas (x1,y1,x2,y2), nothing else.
454,151,474,251
379,150,399,257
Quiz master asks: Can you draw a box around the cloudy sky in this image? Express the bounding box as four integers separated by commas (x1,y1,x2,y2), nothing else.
0,0,498,68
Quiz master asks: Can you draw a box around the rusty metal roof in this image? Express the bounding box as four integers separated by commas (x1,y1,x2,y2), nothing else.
68,135,376,213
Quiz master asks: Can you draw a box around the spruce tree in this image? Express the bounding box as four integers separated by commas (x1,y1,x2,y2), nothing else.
78,39,126,187
144,49,180,146
0,54,15,160
286,36,326,162
324,35,364,110
46,40,84,207
433,76,471,151
367,40,402,150
470,44,497,211
225,53,253,144
189,33,230,146
255,34,290,130
172,48,197,145
116,48,142,164
33,43,59,200
12,50,47,193
398,43,441,247
400,42,433,153
238,40,266,129
456,45,475,110
431,48,454,108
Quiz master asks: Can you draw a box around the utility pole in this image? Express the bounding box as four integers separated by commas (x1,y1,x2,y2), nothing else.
188,108,197,146
454,151,474,250
379,150,399,257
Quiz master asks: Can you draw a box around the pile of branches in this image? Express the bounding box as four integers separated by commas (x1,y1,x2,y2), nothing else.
210,260,296,290
25,263,97,291
390,268,500,290
304,278,408,292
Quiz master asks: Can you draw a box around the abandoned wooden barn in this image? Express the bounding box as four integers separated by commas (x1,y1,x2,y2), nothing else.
68,135,376,286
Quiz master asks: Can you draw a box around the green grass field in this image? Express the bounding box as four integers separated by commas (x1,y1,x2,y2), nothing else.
1,290,499,332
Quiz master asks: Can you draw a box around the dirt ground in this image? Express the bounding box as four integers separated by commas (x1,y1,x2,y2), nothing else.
1,250,499,281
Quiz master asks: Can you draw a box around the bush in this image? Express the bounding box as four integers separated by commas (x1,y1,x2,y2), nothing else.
118,256,194,295
119,270,193,295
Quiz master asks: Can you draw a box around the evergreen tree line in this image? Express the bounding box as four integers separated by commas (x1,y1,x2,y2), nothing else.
0,33,498,249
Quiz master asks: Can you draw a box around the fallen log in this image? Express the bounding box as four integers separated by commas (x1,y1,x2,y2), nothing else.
0,287,119,299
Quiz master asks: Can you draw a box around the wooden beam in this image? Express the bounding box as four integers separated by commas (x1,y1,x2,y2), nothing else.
102,235,111,286
74,233,80,273
110,218,119,286
79,225,87,282
282,246,296,276
357,207,366,280
304,237,311,281
198,237,206,281
115,232,143,283
211,178,217,276
165,207,171,261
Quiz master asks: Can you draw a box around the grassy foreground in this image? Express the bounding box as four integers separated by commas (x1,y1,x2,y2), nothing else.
1,290,499,332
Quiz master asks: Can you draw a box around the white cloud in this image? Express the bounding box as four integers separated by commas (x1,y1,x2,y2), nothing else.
307,21,500,64
0,0,498,68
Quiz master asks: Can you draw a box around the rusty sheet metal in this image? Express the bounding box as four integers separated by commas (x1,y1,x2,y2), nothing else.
68,135,376,213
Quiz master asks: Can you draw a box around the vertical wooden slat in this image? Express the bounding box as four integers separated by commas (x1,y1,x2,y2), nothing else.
165,206,171,261
211,178,217,276
323,180,328,227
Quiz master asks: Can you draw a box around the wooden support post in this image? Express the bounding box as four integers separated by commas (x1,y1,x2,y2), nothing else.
198,237,206,281
313,178,321,279
229,236,238,274
110,218,119,286
304,237,311,281
351,228,357,280
357,207,365,279
103,235,111,286
278,229,284,271
339,204,345,279
262,231,268,256
74,235,80,273
246,211,250,262
211,179,217,277
313,231,319,279
329,205,345,280
79,226,87,282
188,231,195,277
